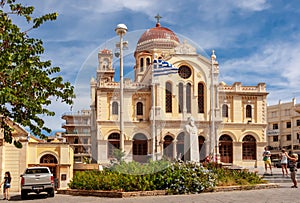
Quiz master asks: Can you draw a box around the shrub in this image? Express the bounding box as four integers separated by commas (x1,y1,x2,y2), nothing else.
208,166,266,186
158,161,216,194
68,160,265,194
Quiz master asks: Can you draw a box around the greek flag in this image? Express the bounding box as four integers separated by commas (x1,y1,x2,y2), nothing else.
153,59,179,77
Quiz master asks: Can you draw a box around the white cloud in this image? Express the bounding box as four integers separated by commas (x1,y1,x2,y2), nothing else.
221,41,300,104
193,0,270,23
236,0,270,11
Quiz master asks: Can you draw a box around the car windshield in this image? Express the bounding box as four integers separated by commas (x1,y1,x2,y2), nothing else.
25,168,49,174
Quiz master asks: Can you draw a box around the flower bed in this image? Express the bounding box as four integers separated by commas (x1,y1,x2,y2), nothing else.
68,160,266,195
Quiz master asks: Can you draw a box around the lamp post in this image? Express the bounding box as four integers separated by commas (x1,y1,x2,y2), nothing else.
115,24,127,152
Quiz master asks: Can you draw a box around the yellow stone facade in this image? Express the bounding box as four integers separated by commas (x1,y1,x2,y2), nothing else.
90,22,268,169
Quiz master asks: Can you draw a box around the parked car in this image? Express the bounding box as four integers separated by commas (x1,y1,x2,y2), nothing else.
20,166,55,199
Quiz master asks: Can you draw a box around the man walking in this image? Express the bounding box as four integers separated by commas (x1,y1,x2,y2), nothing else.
263,147,272,175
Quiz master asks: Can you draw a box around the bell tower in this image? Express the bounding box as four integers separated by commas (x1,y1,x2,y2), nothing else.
97,49,114,83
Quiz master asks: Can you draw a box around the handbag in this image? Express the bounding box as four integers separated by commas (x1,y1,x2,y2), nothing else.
263,156,268,161
290,167,297,172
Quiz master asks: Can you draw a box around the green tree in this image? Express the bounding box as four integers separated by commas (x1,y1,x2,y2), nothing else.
0,0,75,147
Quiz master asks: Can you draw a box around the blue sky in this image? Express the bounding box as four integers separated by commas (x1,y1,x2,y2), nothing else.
15,0,300,134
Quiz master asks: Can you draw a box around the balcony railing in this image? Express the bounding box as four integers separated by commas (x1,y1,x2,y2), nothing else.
62,111,91,117
74,153,91,157
70,143,91,146
62,121,90,126
63,133,91,137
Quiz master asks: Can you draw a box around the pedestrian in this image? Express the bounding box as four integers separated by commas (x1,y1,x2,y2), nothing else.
263,147,272,175
287,153,298,188
0,171,11,200
280,149,289,176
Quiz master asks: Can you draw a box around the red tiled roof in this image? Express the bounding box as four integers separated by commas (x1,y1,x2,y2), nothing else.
137,23,179,44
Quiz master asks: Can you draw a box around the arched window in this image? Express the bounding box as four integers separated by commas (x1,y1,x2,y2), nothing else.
198,83,204,113
198,136,206,160
133,133,148,163
40,154,58,164
242,135,256,160
246,105,252,118
176,132,185,160
108,133,120,158
166,82,172,113
112,101,118,115
146,58,151,66
222,104,229,117
163,135,174,158
137,102,143,115
219,134,233,163
178,83,183,113
186,83,191,113
140,58,144,72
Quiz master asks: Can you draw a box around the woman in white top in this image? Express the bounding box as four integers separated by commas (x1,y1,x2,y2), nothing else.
280,149,289,176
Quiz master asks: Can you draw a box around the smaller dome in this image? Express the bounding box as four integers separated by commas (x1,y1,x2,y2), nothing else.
100,49,112,54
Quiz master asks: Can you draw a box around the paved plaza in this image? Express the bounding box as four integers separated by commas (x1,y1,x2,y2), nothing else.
5,182,299,203
6,168,300,203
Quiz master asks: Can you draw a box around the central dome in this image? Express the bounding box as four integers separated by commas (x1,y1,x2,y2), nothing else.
136,23,180,52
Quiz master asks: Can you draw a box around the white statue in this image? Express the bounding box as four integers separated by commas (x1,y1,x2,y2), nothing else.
184,117,200,162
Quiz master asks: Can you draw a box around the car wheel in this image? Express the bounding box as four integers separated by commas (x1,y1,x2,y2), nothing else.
21,190,27,200
48,188,55,197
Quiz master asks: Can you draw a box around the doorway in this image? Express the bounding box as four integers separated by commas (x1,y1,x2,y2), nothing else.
219,134,233,163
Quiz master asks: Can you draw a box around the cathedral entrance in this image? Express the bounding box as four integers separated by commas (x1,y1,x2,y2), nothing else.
176,132,185,160
163,135,174,159
219,135,233,163
198,136,206,161
108,133,120,158
133,133,148,163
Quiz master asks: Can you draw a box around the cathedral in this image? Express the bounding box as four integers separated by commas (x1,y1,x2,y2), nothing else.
90,17,268,168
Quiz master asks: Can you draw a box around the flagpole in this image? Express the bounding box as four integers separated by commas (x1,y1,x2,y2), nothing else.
152,64,156,161
211,50,216,161
151,58,178,161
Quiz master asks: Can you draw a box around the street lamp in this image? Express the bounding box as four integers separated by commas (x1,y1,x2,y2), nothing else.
115,23,127,153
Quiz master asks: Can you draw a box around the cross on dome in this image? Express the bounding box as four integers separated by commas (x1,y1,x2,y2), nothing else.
155,14,162,27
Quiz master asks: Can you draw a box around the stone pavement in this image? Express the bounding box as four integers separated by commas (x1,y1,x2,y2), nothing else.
6,167,299,203
7,182,299,203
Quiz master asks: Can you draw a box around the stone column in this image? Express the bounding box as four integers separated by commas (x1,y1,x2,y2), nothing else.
173,140,177,159
183,84,187,119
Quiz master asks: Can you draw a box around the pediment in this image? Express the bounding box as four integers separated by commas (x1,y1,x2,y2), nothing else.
175,40,197,54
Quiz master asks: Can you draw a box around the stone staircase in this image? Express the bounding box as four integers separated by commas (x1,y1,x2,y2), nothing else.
221,164,291,184
262,173,292,183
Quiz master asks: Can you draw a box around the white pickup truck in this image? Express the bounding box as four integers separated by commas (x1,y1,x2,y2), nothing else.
20,166,55,199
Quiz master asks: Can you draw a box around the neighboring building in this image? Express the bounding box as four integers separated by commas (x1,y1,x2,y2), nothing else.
61,110,92,166
89,18,268,168
26,136,74,190
0,118,73,192
0,118,28,192
267,98,300,158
